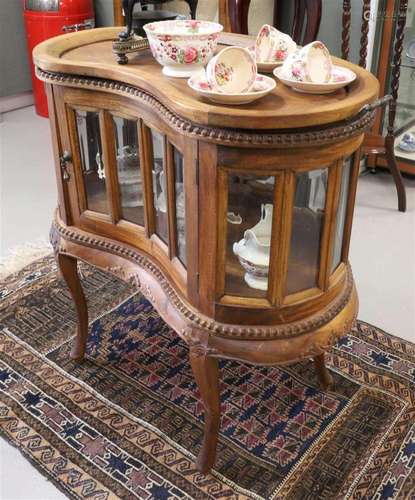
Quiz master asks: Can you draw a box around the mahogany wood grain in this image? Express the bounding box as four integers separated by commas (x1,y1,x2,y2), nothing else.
302,0,322,45
341,0,351,61
359,0,371,68
227,0,251,35
291,0,322,45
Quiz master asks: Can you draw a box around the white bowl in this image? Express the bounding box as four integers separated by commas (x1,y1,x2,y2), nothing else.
188,74,276,105
274,65,356,94
144,19,223,78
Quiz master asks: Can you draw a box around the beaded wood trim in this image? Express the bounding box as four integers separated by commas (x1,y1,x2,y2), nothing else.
36,67,376,148
51,214,354,341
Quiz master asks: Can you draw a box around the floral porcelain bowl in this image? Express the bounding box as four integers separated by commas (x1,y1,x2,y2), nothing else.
188,74,276,104
144,19,223,78
255,24,297,64
274,65,356,94
206,46,257,93
280,41,332,84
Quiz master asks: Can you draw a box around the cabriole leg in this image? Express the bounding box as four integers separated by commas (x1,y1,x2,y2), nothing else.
385,134,406,212
57,253,89,362
313,352,333,390
189,348,220,474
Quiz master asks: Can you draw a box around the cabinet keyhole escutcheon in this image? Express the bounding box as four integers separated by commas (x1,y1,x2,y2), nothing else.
60,150,72,181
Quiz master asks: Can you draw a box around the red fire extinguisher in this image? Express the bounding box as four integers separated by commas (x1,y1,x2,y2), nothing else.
24,0,95,117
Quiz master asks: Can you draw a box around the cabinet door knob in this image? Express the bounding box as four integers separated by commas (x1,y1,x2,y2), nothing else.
60,151,72,181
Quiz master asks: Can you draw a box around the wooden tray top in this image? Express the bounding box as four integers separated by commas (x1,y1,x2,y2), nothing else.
34,27,379,130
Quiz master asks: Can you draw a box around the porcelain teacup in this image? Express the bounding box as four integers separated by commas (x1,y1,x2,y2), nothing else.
255,24,297,63
281,41,332,84
206,46,257,93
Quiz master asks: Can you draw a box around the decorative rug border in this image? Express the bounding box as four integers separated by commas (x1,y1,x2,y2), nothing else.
1,327,260,500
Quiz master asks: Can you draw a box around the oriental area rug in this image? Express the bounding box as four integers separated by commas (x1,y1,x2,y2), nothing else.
0,255,414,500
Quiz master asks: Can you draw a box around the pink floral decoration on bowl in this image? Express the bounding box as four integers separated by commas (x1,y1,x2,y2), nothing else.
144,19,223,78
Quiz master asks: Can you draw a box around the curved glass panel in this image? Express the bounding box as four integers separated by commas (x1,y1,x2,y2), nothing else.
225,174,275,298
112,116,144,225
150,129,168,244
75,110,108,214
173,147,186,266
332,157,352,271
286,168,328,294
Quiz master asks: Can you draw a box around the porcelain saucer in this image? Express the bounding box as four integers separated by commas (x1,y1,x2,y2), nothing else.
273,65,356,94
188,74,276,104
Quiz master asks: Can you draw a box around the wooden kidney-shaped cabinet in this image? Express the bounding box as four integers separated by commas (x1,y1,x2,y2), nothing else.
53,84,361,328
37,27,380,473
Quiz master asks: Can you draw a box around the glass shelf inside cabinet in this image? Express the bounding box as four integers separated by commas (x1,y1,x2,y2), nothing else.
286,168,328,295
225,174,276,298
112,116,144,225
75,110,108,214
150,129,168,244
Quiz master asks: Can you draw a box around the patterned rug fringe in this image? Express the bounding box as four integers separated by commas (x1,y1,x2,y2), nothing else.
0,239,52,281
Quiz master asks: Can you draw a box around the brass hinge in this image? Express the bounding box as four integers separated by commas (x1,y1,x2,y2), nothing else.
60,151,72,181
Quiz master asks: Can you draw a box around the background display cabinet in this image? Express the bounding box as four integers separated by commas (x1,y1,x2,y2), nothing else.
372,0,415,173
35,28,379,473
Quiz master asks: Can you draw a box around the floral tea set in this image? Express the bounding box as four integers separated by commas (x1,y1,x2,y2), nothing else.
144,19,356,105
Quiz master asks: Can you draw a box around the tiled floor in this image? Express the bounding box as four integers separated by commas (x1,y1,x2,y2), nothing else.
0,106,414,499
